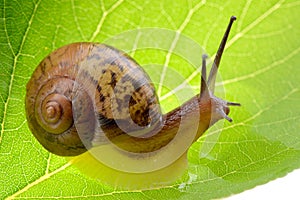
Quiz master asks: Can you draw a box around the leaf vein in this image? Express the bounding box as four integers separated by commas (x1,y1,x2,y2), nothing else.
0,0,41,145
160,0,285,101
217,46,300,86
5,162,72,200
157,0,206,97
89,0,124,41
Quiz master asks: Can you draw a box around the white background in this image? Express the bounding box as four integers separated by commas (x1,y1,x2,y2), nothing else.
226,168,300,199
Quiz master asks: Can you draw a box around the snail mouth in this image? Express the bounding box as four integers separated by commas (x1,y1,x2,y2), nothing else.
221,106,232,122
224,106,230,115
223,101,241,122
209,97,241,123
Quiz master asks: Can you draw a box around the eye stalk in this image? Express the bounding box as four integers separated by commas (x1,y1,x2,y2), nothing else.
200,16,240,122
207,16,237,93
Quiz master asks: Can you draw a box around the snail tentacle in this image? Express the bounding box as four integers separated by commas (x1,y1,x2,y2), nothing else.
207,16,237,93
227,101,241,106
200,54,210,99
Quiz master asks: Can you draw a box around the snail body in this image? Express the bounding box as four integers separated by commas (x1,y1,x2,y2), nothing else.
25,17,239,189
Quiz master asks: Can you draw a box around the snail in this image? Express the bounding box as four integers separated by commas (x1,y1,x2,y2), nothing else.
25,16,240,189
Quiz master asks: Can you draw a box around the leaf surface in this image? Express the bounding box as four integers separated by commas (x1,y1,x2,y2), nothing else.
1,0,300,199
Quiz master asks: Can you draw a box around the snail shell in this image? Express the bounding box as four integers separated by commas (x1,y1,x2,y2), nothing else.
25,43,162,156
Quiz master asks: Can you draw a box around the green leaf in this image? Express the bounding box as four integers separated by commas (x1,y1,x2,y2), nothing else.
1,0,300,199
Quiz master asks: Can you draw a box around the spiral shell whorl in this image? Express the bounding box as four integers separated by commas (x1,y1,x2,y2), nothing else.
35,79,73,134
25,43,95,156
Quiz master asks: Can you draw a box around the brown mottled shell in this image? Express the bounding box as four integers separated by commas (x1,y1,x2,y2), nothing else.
25,43,161,156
